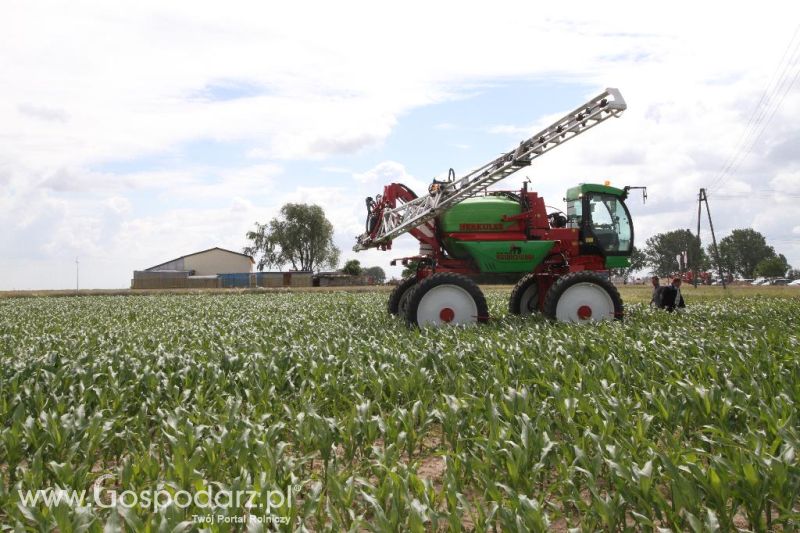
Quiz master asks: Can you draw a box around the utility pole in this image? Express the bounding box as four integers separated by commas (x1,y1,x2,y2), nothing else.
75,257,79,293
695,191,702,288
697,188,726,289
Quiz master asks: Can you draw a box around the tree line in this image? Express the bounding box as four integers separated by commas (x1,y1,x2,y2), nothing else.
627,228,795,280
243,203,793,283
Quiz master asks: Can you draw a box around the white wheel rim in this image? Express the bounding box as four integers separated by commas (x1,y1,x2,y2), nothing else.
416,285,479,326
555,282,615,323
520,285,538,315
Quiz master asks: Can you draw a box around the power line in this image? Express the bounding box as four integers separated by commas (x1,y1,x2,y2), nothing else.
707,186,800,200
711,64,800,193
707,24,800,193
711,194,800,200
707,24,800,192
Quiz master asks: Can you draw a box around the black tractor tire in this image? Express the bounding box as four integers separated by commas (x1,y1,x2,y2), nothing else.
387,276,418,316
405,273,489,327
508,273,540,315
542,272,623,323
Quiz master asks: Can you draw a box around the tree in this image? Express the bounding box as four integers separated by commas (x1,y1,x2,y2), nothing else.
401,260,420,278
717,229,775,278
363,266,386,283
787,269,800,281
644,230,707,277
342,259,362,276
610,246,646,283
754,254,790,278
244,203,339,272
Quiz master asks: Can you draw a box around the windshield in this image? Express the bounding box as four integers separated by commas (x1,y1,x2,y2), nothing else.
587,193,632,254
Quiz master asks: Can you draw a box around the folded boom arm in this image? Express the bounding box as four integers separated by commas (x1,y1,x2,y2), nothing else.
354,88,626,252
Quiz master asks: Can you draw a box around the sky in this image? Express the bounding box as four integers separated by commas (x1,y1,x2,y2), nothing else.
1,1,800,289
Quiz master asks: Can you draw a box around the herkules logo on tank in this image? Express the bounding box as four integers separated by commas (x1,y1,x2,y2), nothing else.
458,223,504,231
496,246,534,261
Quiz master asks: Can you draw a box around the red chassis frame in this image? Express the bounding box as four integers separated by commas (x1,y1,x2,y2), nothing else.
368,182,608,309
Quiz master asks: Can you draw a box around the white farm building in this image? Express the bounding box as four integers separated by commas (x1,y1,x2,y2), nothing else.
144,247,254,276
131,247,254,289
131,247,312,289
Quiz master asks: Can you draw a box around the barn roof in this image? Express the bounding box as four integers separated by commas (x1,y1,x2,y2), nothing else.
146,247,255,271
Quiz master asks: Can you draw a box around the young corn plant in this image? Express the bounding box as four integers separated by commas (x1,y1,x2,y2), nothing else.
1,291,799,529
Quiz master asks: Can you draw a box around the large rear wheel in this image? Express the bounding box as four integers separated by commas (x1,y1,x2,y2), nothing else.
508,273,540,315
405,273,488,327
387,276,418,316
542,272,623,323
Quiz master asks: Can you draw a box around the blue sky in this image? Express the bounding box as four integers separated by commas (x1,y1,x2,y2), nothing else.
95,79,588,205
1,2,799,289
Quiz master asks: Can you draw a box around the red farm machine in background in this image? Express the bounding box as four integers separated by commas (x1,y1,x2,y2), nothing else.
681,270,712,285
354,88,644,327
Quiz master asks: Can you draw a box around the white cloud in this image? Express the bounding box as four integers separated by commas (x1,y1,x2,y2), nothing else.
3,0,800,287
17,103,69,123
158,164,281,201
488,124,529,135
104,196,132,215
770,171,800,193
353,161,410,184
320,166,351,174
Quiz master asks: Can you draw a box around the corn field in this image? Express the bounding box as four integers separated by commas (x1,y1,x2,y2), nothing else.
1,291,799,531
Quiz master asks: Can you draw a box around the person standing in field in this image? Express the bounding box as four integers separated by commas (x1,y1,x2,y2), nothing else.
649,276,661,308
657,277,686,312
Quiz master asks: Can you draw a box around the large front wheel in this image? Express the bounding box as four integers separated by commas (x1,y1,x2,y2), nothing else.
405,273,489,327
508,273,540,315
387,276,417,316
542,272,623,323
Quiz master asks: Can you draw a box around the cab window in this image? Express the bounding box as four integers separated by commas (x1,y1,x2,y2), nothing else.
587,194,632,254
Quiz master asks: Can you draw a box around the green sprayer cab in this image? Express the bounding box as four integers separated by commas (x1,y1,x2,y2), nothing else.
564,184,635,270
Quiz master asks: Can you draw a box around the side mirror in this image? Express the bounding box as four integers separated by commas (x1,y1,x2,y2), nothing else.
624,186,647,204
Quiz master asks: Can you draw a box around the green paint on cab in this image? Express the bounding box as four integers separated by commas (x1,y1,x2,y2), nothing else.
565,183,626,201
605,255,630,269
